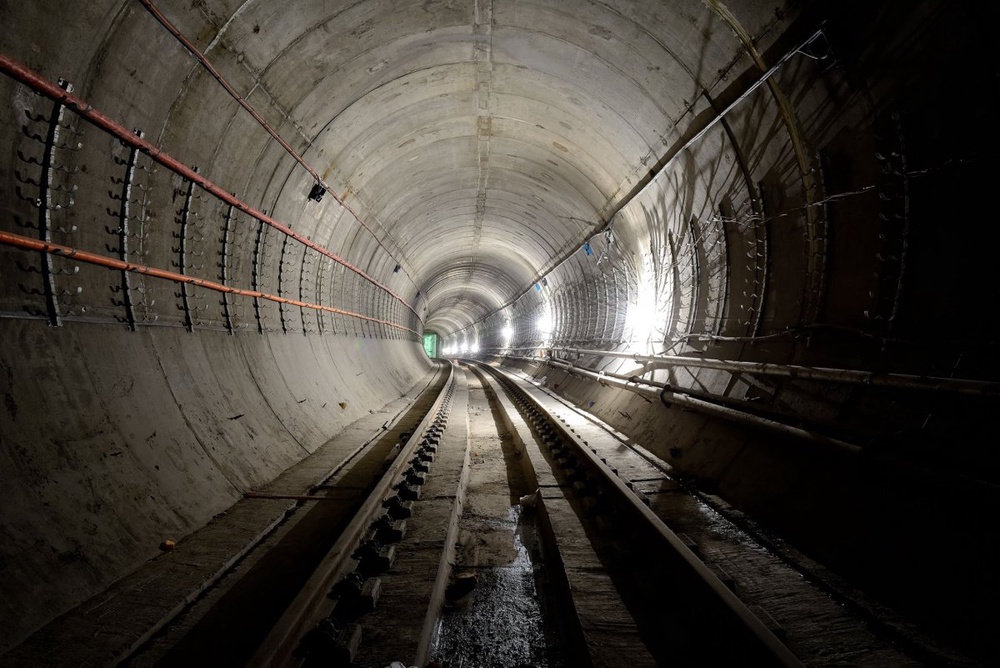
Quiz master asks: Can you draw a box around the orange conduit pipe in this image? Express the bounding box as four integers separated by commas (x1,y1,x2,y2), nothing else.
135,0,409,283
0,52,420,322
137,0,325,188
0,230,417,335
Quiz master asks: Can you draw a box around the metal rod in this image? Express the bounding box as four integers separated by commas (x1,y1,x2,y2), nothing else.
299,245,311,335
887,112,910,333
243,492,345,502
687,215,703,336
551,347,1000,397
176,175,195,332
0,52,420,321
752,183,769,337
36,80,72,327
315,257,328,335
545,357,861,456
251,217,266,334
278,233,289,334
115,130,142,331
0,230,417,334
137,0,323,187
219,203,234,334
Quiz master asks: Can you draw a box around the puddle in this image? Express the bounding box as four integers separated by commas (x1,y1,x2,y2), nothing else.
431,507,564,667
693,498,770,553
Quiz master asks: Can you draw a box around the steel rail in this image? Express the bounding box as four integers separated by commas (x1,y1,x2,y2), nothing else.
0,52,420,321
0,230,416,334
474,361,805,667
250,364,457,667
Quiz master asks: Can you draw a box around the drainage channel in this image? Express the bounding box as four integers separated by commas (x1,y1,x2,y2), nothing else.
430,363,565,668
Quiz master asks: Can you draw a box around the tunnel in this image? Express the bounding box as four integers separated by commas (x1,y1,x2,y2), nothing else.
1,0,998,665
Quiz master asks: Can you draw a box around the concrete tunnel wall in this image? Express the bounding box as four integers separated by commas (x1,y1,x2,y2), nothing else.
0,321,430,649
0,0,437,647
1,0,999,660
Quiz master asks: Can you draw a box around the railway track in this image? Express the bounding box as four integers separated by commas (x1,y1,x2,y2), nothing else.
122,359,943,668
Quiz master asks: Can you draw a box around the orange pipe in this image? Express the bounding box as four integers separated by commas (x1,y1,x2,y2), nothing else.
0,230,416,334
135,0,396,259
0,51,420,321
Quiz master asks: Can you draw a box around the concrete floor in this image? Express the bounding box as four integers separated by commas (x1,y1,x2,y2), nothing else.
1,0,998,663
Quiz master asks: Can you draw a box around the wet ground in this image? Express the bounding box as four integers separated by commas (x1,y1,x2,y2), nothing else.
434,508,562,668
431,374,565,668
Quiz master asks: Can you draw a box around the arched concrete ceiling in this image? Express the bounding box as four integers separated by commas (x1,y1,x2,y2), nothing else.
201,0,736,334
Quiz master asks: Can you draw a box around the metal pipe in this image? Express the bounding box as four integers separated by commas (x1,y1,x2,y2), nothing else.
0,230,416,334
546,357,861,456
497,352,838,429
551,347,1000,397
0,52,420,321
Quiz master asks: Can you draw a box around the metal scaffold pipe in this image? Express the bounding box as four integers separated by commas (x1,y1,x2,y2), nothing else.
545,357,862,456
551,347,999,397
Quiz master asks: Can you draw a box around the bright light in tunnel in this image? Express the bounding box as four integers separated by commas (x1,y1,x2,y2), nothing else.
626,274,660,352
536,310,553,341
501,323,513,348
452,333,478,356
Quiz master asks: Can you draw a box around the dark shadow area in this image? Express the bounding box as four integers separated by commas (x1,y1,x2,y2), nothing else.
123,368,450,667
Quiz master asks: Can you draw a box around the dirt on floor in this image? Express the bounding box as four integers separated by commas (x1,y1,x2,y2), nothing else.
431,377,565,668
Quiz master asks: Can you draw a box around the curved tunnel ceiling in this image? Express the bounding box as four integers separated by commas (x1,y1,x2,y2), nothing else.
6,0,1000,661
182,0,738,335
